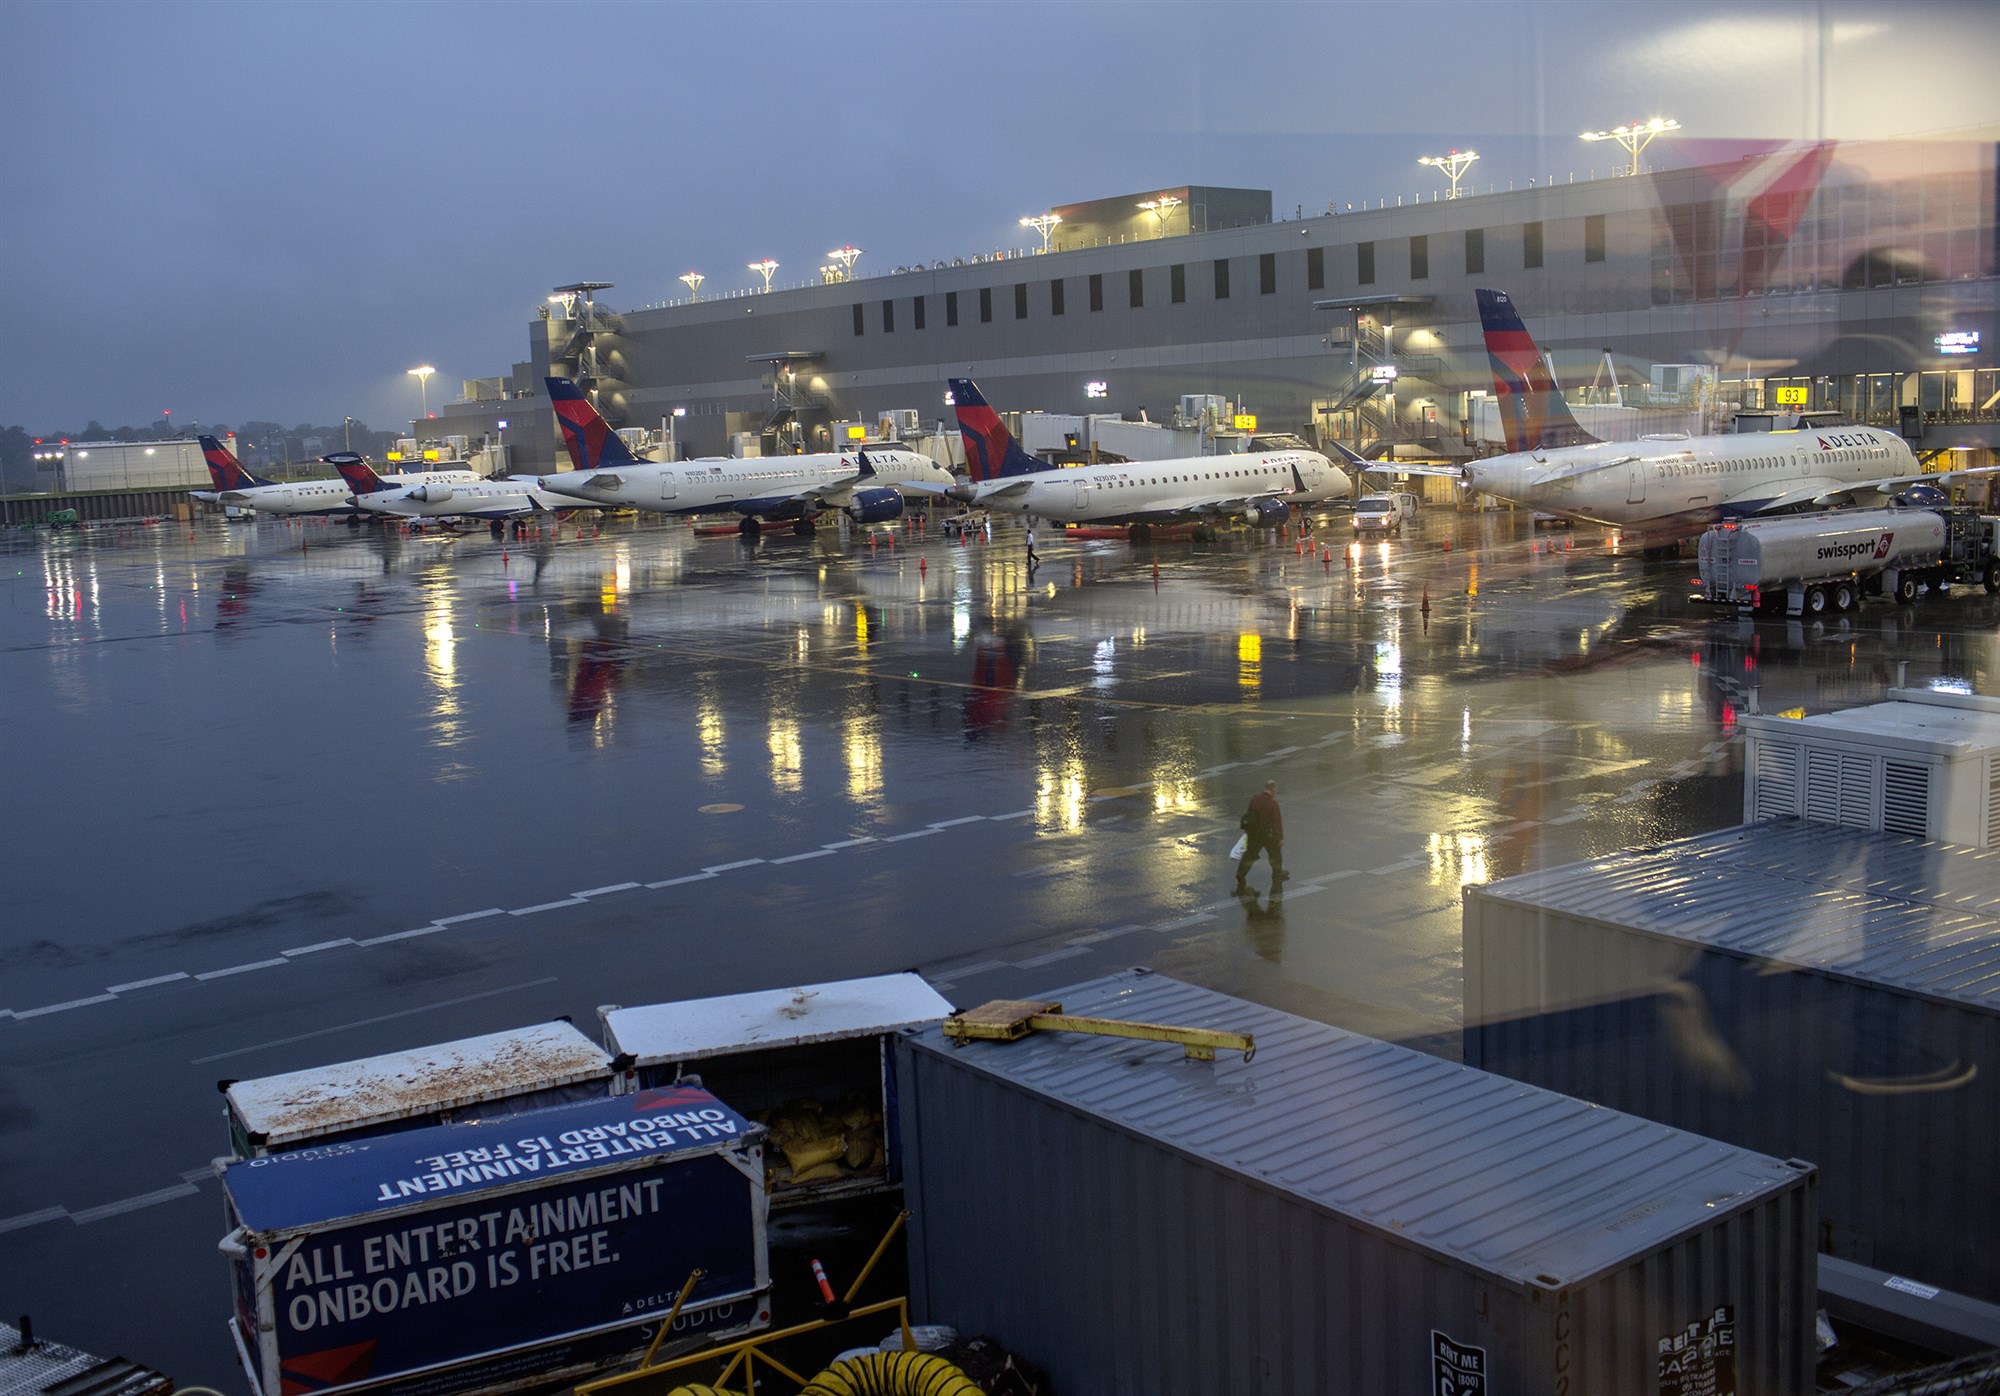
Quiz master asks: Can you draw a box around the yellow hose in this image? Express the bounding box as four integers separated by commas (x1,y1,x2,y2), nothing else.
662,1387,732,1396
797,1351,983,1396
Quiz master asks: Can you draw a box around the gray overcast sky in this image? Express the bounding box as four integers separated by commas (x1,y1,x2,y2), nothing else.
3,0,1996,435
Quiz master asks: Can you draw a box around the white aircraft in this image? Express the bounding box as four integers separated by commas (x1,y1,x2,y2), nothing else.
1388,289,1991,538
938,378,1348,542
194,437,480,519
332,456,613,523
532,377,956,537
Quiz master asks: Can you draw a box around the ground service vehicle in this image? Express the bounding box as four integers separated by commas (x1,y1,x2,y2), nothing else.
1351,492,1417,534
1697,507,2000,615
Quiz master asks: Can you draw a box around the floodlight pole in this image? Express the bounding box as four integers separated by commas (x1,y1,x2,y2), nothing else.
679,272,704,302
1579,117,1680,176
1020,214,1062,253
1417,149,1480,199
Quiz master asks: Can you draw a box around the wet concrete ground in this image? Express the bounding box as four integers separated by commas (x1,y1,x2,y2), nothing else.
4,506,1996,1384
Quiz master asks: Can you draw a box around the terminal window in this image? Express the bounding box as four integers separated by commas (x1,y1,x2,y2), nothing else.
1358,241,1376,285
1129,268,1144,308
1465,228,1485,275
882,299,894,333
1089,273,1103,312
1214,259,1230,299
1051,279,1065,316
1585,213,1606,263
980,287,993,323
946,290,959,327
853,303,864,337
1259,252,1276,295
1170,263,1186,303
914,296,926,330
1307,246,1324,290
1015,283,1028,320
1524,220,1544,269
1410,235,1429,281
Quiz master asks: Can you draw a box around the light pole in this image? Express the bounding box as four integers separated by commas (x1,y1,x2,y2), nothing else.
1417,149,1480,199
679,271,704,301
1021,213,1062,253
495,418,508,474
343,415,353,450
1137,196,1182,238
669,406,685,461
1580,117,1679,176
748,259,779,293
408,365,436,421
827,245,863,281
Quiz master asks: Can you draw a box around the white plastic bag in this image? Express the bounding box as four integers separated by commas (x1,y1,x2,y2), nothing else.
1228,833,1248,860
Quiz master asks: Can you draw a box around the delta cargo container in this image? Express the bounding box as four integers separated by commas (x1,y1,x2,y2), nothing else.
899,969,1817,1396
222,1020,615,1157
1463,820,2000,1304
220,1086,769,1396
601,973,952,1206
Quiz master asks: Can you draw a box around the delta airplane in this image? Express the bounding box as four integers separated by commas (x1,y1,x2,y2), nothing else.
532,377,956,537
937,378,1348,542
193,436,481,519
1385,289,1990,538
330,455,612,523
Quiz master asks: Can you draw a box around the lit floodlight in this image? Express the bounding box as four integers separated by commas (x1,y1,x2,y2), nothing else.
1021,213,1062,253
1137,196,1183,237
407,365,436,419
1417,149,1480,199
1579,117,1680,175
679,271,705,301
748,259,780,292
827,246,863,281
1085,381,1109,399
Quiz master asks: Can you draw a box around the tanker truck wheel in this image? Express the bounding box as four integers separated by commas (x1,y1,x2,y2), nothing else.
1804,585,1829,616
1986,560,1999,595
1831,581,1856,613
1894,574,1918,605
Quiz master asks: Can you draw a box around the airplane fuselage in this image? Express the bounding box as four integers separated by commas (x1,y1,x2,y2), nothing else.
217,469,481,517
975,451,1346,523
538,449,953,516
1468,427,1918,533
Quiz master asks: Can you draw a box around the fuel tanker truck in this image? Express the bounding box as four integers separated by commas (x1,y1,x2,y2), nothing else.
1696,505,2000,615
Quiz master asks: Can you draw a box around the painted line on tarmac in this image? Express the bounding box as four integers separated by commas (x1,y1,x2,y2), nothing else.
1015,945,1090,970
69,1182,200,1225
191,977,561,1065
0,1207,69,1235
11,994,119,1020
574,882,641,898
771,849,838,865
703,859,767,873
821,837,876,850
928,816,988,829
435,908,505,925
510,898,589,916
108,972,190,993
281,940,354,958
358,926,445,946
881,828,944,843
648,872,719,888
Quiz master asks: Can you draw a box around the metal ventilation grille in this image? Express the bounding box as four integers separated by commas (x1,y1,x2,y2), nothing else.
1802,748,1876,827
1988,756,1999,847
1882,760,1931,838
1753,742,1800,820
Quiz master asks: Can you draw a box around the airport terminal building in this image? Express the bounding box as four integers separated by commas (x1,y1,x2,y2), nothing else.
434,138,1998,477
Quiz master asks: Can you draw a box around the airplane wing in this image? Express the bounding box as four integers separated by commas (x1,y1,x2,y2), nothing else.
1739,466,2000,515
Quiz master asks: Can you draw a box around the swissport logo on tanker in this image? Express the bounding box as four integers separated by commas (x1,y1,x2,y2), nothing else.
1814,533,1894,563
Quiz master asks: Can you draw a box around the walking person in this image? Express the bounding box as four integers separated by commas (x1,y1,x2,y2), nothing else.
1025,524,1039,572
1234,779,1288,893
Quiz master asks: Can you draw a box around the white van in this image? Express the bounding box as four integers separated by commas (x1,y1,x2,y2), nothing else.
1352,492,1419,534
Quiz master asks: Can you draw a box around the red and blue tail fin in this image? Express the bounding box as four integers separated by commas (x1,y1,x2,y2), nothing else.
949,378,1053,482
323,453,389,494
546,377,641,472
1475,289,1600,451
199,434,275,490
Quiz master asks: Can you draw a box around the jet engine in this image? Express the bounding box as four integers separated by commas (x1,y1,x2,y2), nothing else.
1244,497,1290,527
844,487,905,523
406,486,452,504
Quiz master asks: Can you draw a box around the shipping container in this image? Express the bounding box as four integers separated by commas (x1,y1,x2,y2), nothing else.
223,1020,615,1157
220,1086,769,1396
601,973,951,1207
1463,819,2000,1304
899,969,1816,1396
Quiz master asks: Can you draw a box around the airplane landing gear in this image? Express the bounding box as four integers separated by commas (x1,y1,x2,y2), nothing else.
739,516,762,540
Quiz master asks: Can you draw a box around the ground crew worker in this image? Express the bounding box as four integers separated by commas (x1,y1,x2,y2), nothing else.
1234,779,1287,893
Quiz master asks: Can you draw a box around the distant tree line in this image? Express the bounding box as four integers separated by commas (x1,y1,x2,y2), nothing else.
0,418,408,492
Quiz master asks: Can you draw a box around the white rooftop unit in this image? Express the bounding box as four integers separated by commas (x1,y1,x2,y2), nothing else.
1743,688,2000,846
222,1019,613,1157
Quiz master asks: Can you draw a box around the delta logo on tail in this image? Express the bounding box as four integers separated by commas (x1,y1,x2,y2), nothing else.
545,377,640,472
198,434,274,491
948,378,1051,482
1475,289,1600,452
324,453,390,495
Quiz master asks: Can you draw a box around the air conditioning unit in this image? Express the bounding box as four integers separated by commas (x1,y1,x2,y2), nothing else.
1742,688,2000,846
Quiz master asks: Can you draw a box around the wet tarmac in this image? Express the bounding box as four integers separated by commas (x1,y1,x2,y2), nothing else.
4,506,1996,1383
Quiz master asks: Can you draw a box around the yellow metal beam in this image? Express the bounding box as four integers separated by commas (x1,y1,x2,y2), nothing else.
942,1000,1256,1062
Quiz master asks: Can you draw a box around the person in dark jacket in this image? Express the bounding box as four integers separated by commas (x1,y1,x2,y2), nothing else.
1234,779,1287,892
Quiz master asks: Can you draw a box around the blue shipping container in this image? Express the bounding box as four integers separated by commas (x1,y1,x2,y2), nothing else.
221,1085,769,1396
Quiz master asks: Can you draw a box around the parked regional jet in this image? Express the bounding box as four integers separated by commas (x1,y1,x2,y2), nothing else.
935,379,1347,541
531,377,957,536
330,455,611,523
194,436,481,519
1383,289,1990,538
